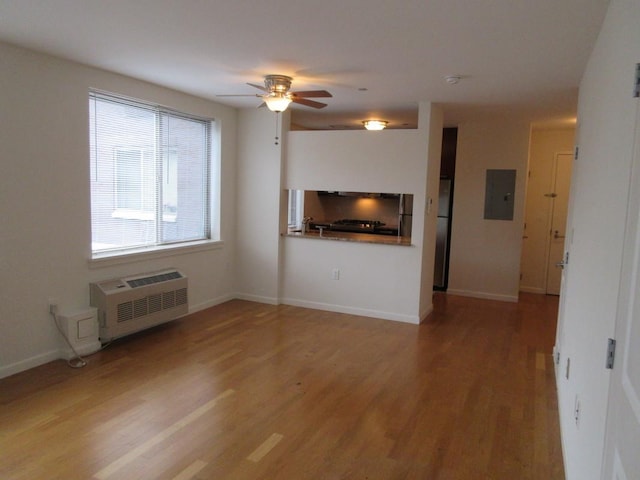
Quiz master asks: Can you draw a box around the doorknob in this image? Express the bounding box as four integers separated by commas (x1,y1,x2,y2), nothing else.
555,260,567,269
554,230,565,239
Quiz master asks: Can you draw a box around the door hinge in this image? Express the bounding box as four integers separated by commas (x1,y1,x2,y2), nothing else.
633,63,639,98
606,338,617,369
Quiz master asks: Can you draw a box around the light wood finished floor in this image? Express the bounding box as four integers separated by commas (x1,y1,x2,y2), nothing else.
0,293,564,479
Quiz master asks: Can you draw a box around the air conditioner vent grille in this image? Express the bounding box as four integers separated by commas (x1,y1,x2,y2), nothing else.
127,271,183,288
149,293,162,314
162,291,176,309
116,288,188,324
90,269,188,341
176,288,188,306
134,297,148,318
118,302,134,323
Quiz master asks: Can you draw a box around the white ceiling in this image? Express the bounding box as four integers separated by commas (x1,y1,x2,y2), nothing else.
0,0,609,129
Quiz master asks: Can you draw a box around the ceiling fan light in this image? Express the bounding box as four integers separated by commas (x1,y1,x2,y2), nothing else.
265,93,292,112
363,120,388,131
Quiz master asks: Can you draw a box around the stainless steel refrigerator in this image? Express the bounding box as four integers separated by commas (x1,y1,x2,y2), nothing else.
434,177,452,289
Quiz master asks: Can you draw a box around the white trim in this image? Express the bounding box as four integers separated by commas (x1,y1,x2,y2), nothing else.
188,294,236,314
280,297,420,324
621,196,640,423
613,449,629,480
234,293,280,306
2,294,420,379
446,288,519,303
59,341,102,360
0,349,60,380
420,303,434,323
89,240,224,268
519,286,546,294
543,151,573,294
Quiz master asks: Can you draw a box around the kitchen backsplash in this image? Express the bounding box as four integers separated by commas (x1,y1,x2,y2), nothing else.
303,191,412,227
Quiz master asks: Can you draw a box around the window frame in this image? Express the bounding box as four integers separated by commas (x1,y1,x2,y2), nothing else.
89,90,218,261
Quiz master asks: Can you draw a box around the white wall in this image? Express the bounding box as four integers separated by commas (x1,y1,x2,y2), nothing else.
234,109,288,303
555,0,640,477
419,103,443,318
520,128,575,294
447,117,531,301
0,42,238,378
281,105,437,323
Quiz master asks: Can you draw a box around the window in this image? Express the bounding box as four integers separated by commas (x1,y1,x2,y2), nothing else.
89,91,214,256
114,148,145,211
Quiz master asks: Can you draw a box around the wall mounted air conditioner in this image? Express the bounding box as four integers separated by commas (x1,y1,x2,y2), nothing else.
90,269,188,342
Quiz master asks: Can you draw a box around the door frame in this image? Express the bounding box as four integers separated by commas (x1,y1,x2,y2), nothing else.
544,152,573,294
600,90,640,480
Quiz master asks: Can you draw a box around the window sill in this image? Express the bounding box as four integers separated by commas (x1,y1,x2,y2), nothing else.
88,239,224,268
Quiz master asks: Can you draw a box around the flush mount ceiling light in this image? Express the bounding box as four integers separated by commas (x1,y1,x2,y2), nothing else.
445,75,462,85
363,120,388,131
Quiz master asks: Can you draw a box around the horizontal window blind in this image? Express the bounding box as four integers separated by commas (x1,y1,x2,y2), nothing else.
89,91,212,255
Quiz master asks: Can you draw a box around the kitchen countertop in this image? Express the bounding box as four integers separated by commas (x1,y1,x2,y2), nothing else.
284,229,412,246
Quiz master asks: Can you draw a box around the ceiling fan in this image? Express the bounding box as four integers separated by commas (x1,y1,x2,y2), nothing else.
218,74,332,112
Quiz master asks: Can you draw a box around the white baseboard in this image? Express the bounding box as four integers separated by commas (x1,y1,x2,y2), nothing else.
192,294,419,325
519,286,546,294
233,292,280,305
0,349,60,380
281,297,420,324
189,293,236,314
420,303,434,323
60,341,102,360
446,289,519,303
2,293,418,379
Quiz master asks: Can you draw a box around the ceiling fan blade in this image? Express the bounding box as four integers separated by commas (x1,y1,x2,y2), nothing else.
291,97,328,109
290,90,332,98
247,82,268,92
216,94,261,97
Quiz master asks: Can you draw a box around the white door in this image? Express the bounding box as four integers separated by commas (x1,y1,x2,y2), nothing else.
600,100,640,479
546,153,573,295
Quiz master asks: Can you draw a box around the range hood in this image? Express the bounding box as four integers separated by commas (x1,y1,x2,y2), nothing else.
318,191,385,198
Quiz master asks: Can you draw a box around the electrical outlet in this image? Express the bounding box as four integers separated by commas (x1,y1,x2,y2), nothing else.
574,395,581,427
332,269,340,280
48,297,58,315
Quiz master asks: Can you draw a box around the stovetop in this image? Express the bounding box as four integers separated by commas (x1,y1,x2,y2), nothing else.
332,219,384,228
309,219,398,235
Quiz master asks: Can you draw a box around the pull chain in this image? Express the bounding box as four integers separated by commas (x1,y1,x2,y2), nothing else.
274,112,280,145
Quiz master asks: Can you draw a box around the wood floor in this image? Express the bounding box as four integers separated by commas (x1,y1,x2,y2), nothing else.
0,293,564,479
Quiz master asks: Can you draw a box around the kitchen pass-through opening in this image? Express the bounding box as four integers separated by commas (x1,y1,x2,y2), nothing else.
287,190,413,240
